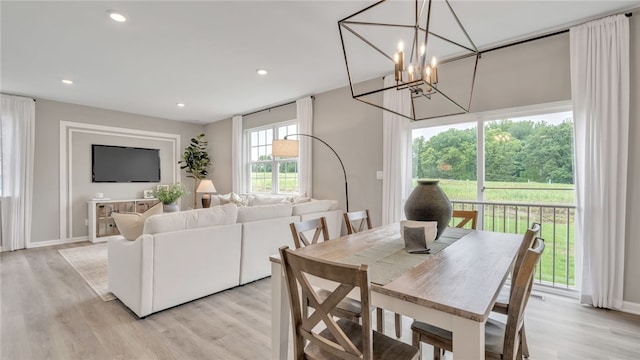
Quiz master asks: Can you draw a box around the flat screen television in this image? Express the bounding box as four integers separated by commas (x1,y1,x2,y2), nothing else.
92,144,161,183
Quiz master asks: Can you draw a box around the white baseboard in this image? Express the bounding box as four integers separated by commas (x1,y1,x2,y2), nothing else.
621,301,640,316
27,236,89,248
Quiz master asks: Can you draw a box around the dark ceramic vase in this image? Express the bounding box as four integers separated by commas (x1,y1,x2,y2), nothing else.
404,180,452,239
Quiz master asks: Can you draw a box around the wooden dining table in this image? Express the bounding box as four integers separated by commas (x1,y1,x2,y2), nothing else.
270,223,523,359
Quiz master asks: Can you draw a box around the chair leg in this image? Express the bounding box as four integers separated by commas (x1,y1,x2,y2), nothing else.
521,323,530,358
376,308,385,333
394,313,402,338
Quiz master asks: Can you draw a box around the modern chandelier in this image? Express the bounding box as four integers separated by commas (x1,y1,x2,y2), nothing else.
338,0,480,120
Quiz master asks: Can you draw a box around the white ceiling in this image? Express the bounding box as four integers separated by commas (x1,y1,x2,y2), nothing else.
2,1,638,124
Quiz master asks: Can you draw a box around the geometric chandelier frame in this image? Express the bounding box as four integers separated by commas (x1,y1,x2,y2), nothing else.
338,0,480,121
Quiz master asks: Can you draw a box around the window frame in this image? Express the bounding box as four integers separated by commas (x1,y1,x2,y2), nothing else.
245,120,298,195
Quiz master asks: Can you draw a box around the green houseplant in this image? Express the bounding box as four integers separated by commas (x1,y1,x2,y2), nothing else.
179,133,211,208
154,183,188,212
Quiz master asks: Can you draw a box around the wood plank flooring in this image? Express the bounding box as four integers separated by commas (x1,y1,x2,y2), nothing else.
2,242,639,359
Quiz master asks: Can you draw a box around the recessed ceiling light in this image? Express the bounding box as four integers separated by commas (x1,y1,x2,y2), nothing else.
62,79,73,85
176,103,185,107
256,69,268,76
107,10,127,22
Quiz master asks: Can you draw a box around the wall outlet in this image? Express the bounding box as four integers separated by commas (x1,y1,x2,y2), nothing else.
376,171,384,180
85,219,88,226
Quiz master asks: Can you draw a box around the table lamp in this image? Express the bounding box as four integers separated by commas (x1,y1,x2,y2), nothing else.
196,179,217,208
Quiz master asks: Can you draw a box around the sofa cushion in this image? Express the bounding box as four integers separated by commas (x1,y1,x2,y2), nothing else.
236,203,293,223
143,203,238,234
111,203,163,241
292,199,339,216
251,194,288,206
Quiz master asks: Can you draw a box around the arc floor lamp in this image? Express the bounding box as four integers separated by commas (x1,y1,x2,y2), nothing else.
272,134,349,212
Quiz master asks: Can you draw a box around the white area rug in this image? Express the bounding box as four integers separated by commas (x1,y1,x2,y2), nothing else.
58,243,116,301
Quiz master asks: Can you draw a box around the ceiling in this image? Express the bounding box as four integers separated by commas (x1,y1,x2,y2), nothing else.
2,1,638,124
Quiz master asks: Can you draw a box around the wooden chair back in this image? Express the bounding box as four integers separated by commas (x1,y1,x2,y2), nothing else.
503,237,545,360
343,209,373,235
290,217,329,249
512,222,541,283
451,210,478,229
279,246,373,359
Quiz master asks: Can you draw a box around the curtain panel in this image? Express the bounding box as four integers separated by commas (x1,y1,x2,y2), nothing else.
381,75,412,225
1,94,35,251
231,115,243,193
570,14,629,309
297,97,313,198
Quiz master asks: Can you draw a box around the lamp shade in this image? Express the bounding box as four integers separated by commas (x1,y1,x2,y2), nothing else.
272,139,299,157
196,179,217,193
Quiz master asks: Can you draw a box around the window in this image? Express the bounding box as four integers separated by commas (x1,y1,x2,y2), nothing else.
247,122,299,194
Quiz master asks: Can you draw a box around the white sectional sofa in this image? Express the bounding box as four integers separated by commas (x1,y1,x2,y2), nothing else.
108,199,342,318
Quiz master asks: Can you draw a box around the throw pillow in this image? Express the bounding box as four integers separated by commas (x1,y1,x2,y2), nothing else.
230,192,249,206
111,202,163,241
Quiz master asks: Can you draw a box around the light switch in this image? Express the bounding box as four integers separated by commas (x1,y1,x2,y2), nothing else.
376,171,384,180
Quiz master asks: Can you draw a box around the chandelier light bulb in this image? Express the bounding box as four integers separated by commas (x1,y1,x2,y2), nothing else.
430,56,439,84
397,41,404,51
420,44,426,56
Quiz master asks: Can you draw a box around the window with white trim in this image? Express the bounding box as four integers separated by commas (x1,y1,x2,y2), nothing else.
246,121,299,194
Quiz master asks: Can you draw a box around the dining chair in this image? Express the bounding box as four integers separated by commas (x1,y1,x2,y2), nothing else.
343,209,403,338
451,209,478,229
279,246,420,360
344,209,373,234
491,222,541,358
290,217,362,324
411,237,545,360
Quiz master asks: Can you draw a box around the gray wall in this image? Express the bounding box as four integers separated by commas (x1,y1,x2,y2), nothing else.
32,99,204,243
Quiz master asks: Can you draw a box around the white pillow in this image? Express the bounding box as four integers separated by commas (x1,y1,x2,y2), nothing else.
292,200,337,216
143,203,238,234
237,203,293,223
111,203,163,241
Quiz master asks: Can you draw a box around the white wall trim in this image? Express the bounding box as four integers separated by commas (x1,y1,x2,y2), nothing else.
59,121,180,240
27,237,88,249
621,301,640,316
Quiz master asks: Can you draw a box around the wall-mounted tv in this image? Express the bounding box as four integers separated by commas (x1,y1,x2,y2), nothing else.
92,144,161,183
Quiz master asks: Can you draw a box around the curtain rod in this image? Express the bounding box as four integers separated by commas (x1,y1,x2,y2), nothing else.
481,11,633,55
0,92,36,102
241,96,315,118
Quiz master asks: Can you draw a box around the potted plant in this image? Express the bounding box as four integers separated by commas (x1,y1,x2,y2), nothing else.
154,183,188,212
179,133,211,208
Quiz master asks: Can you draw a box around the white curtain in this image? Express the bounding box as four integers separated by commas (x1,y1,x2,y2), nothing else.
231,115,243,193
297,97,313,197
381,75,412,225
1,94,35,251
570,14,629,309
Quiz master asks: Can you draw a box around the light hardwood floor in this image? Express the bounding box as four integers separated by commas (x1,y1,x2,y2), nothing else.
2,242,639,360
